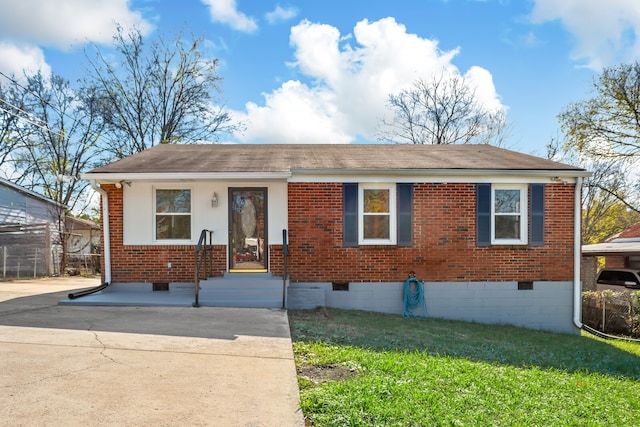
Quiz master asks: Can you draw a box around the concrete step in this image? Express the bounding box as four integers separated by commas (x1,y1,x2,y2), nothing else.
200,274,283,289
196,274,286,308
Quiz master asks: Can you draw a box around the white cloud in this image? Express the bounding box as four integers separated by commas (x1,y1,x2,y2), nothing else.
0,0,151,80
530,0,640,68
0,42,51,79
503,30,542,49
238,81,352,144
0,0,152,50
201,0,258,33
464,66,503,112
234,17,504,144
265,6,298,25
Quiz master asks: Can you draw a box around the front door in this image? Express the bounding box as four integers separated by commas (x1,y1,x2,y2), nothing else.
229,188,267,272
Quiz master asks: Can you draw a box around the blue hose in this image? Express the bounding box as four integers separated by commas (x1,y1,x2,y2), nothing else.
403,277,427,318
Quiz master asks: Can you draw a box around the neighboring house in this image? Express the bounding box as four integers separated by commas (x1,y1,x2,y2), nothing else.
82,144,589,333
582,223,640,280
65,216,100,271
65,216,100,256
0,177,65,277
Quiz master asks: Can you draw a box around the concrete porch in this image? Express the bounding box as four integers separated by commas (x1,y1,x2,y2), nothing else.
59,273,286,308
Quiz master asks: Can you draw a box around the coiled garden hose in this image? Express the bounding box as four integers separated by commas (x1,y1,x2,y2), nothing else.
403,275,427,318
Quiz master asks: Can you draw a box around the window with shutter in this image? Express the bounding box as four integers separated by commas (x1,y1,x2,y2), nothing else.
477,183,538,246
342,183,413,247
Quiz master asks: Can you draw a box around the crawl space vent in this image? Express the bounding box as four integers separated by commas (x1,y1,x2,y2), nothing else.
153,282,169,292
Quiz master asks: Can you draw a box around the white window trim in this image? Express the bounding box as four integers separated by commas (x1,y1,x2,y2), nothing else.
153,186,194,243
358,183,397,245
491,184,528,245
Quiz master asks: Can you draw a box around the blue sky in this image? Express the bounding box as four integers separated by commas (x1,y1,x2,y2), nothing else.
1,0,639,157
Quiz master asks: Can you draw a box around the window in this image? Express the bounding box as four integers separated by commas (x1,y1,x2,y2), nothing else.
492,185,527,244
359,184,396,244
477,183,545,247
343,183,412,247
155,189,191,240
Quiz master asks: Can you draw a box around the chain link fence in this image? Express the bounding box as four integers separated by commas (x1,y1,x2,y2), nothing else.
0,223,60,279
582,290,640,338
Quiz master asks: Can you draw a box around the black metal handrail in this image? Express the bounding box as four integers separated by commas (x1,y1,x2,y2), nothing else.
282,229,288,309
194,229,214,307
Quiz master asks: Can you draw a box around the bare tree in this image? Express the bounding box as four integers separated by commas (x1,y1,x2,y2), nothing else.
0,80,27,171
547,138,640,244
558,61,640,222
85,26,239,159
379,71,508,145
581,159,640,244
9,72,104,272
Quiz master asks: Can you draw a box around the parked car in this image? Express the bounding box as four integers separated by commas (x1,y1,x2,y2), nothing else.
595,268,640,291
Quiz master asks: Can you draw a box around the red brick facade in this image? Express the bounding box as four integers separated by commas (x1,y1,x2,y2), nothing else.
604,257,628,269
286,182,576,283
102,182,576,284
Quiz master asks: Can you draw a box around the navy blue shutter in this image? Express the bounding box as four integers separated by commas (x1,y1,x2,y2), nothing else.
530,184,545,246
343,183,358,247
476,183,491,246
397,183,413,246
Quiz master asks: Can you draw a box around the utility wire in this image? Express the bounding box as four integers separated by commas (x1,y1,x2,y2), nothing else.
0,105,59,136
0,70,84,126
0,97,48,127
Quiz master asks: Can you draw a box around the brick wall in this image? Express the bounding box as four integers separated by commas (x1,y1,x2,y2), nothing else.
605,256,628,268
286,182,576,283
270,244,284,276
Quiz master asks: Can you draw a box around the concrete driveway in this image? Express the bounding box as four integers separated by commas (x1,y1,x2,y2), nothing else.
0,277,304,427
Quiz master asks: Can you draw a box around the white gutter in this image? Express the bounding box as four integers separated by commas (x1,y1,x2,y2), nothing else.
81,169,591,183
290,168,592,178
90,180,111,283
81,171,292,182
573,176,584,329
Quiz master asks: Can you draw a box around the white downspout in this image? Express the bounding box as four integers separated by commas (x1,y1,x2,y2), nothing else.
573,177,584,329
90,180,111,283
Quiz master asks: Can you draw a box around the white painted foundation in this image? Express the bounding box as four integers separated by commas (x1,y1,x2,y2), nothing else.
287,281,578,334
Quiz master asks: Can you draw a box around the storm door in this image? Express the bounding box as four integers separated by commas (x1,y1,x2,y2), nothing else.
229,188,268,272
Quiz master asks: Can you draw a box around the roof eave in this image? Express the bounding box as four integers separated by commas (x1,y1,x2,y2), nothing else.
582,243,640,257
290,168,591,178
81,171,293,182
82,169,590,182
0,177,67,209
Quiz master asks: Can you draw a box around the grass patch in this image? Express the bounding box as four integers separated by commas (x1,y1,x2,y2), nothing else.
289,308,640,426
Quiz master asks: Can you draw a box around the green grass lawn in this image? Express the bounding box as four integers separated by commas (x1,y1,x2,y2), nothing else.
288,308,640,426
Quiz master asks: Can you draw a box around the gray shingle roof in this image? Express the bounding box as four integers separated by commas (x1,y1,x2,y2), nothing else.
87,144,587,174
